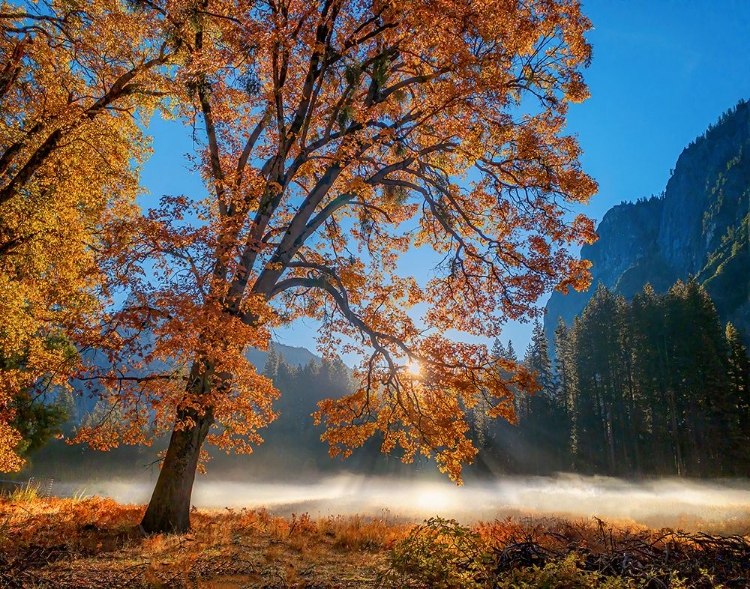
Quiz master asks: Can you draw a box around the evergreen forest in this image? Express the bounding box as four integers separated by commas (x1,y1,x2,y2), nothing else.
225,278,750,480
482,280,750,478
21,279,750,482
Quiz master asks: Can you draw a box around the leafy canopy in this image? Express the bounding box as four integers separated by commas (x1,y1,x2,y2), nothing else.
3,0,597,480
0,0,172,470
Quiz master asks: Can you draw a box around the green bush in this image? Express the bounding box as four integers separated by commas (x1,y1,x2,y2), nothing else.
379,517,494,589
495,554,639,588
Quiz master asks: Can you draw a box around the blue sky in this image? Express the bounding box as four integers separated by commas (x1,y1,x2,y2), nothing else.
140,1,750,360
571,0,750,222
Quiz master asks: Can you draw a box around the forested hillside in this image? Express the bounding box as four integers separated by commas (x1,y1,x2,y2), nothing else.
497,280,749,477
545,99,750,344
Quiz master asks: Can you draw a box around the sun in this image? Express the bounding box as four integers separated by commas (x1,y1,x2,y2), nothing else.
406,359,421,376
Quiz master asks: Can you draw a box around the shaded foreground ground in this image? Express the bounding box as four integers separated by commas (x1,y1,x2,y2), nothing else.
0,493,749,588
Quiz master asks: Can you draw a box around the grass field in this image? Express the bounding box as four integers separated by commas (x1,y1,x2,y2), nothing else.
1,484,748,588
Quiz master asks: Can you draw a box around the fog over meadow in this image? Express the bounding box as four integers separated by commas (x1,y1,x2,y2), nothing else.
55,474,750,532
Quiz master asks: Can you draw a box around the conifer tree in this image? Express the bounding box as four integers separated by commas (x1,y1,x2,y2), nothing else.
262,346,280,381
725,322,750,466
571,284,620,472
665,280,732,475
553,317,576,467
630,284,673,473
520,320,566,472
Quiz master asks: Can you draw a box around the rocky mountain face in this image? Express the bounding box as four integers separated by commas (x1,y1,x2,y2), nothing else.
545,99,750,343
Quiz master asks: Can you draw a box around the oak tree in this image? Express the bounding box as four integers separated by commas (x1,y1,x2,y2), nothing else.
14,0,596,532
0,0,174,470
138,0,593,533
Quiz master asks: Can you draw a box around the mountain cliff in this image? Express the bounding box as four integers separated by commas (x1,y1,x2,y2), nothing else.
545,99,750,342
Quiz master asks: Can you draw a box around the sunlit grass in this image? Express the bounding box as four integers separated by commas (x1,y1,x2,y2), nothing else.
3,479,42,502
70,487,89,503
0,495,404,587
0,495,747,588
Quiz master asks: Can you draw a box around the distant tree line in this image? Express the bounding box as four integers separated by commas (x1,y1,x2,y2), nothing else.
255,348,429,477
260,347,352,459
16,280,750,481
477,280,750,478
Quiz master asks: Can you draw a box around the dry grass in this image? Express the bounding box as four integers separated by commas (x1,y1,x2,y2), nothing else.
0,495,409,588
384,516,750,588
0,495,747,588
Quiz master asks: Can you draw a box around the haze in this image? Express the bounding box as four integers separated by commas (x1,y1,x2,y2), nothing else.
55,474,750,533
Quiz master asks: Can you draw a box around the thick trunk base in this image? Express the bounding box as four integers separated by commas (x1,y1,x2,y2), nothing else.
140,409,213,534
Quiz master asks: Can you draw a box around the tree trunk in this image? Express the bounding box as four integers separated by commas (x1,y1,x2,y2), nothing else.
666,388,683,476
140,405,214,534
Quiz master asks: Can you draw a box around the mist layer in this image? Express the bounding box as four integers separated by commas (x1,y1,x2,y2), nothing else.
53,474,750,532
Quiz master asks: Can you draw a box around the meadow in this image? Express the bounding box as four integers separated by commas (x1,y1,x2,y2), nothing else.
1,482,748,589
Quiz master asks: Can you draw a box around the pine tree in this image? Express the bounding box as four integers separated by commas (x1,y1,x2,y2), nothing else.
665,280,732,475
54,388,78,435
726,322,750,468
520,320,568,473
479,339,523,473
526,321,554,395
571,284,622,473
262,345,280,381
506,341,518,364
491,338,506,363
554,318,576,466
630,284,674,473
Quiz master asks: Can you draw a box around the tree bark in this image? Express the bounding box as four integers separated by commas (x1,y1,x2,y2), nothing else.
140,404,214,534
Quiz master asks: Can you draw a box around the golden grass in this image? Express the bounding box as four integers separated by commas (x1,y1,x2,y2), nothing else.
0,495,747,588
0,495,409,588
5,479,43,503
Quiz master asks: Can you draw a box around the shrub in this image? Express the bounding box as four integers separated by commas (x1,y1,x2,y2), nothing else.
379,517,494,589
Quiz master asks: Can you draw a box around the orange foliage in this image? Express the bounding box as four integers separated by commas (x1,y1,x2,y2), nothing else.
0,495,405,586
1,0,598,490
0,0,175,470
